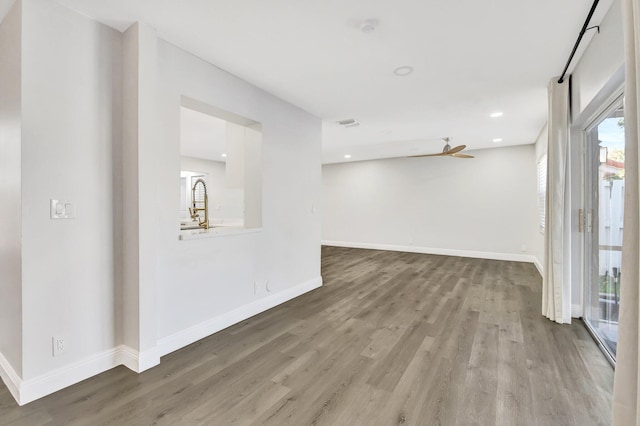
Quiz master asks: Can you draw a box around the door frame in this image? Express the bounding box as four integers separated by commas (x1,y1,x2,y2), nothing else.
582,94,625,365
570,67,624,366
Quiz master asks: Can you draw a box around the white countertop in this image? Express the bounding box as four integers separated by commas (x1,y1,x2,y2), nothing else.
179,226,262,240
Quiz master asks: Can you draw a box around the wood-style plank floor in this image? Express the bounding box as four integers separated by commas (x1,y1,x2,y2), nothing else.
0,247,613,425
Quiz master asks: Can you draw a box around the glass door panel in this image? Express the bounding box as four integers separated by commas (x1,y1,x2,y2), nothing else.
584,100,625,360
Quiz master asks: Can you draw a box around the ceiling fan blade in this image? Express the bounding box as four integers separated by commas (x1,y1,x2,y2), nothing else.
409,152,447,158
451,153,475,158
446,145,466,155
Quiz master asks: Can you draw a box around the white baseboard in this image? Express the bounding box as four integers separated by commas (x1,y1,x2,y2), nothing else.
0,351,22,404
138,350,161,373
157,276,323,358
571,304,583,318
114,345,160,374
322,240,538,264
17,346,136,406
114,345,159,373
533,258,543,277
114,344,139,372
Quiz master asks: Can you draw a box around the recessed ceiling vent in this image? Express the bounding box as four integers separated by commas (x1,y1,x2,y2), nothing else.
360,19,379,34
336,118,360,128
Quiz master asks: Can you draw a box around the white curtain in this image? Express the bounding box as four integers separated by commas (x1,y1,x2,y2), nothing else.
542,79,571,324
612,0,640,424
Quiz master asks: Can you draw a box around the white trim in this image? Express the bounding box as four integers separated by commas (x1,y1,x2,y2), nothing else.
0,351,22,404
113,345,160,373
157,276,323,357
533,257,544,277
18,346,127,406
2,345,148,406
571,304,583,318
322,240,538,264
179,227,262,241
115,344,141,372
572,65,625,131
138,349,161,372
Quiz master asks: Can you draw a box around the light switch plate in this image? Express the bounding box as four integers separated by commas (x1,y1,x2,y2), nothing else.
50,199,76,219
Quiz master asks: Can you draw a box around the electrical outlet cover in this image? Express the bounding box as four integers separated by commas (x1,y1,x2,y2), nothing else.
52,336,66,356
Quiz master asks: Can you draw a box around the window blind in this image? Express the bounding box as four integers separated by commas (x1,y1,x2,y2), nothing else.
537,155,547,232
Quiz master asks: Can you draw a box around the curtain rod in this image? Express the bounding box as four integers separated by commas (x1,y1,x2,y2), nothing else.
557,0,601,84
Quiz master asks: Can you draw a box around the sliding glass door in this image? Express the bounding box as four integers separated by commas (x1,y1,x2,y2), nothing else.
584,97,625,360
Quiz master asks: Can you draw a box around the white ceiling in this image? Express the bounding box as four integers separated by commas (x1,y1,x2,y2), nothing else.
180,107,227,162
52,0,614,164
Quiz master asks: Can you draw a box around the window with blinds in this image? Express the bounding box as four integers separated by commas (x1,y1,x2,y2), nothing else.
537,155,547,233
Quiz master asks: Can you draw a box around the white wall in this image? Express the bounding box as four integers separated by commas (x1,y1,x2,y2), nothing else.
20,0,122,379
0,0,321,404
0,0,16,22
323,145,539,261
572,0,624,117
154,39,322,343
0,0,23,378
244,124,263,229
120,22,158,361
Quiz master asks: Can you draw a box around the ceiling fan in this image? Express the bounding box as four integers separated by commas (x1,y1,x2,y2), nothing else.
410,137,474,159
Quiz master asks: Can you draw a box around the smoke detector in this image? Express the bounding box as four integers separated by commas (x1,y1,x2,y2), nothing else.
337,118,360,128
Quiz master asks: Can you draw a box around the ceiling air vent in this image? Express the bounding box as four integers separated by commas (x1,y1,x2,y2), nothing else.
336,118,360,128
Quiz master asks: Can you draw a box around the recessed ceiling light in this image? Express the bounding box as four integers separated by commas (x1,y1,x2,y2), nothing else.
493,138,503,142
221,153,227,157
490,112,504,118
394,66,414,76
344,154,352,159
